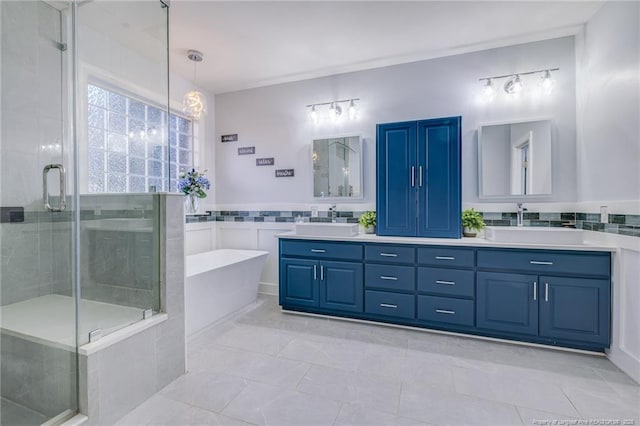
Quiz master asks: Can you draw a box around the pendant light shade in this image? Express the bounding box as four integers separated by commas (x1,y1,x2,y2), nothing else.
183,50,207,119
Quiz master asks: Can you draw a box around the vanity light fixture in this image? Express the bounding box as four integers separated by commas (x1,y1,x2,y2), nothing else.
306,98,360,124
478,68,559,101
182,49,207,119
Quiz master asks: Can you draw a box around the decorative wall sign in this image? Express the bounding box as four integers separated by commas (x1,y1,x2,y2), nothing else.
221,134,238,143
275,169,294,177
238,146,255,155
256,157,275,166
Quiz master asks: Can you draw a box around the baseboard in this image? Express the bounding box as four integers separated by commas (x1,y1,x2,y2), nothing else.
258,281,278,296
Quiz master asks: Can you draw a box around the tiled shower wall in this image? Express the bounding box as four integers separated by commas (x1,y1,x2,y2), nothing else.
186,210,640,237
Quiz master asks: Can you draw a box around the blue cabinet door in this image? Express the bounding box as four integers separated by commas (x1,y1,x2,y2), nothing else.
376,121,417,236
477,272,538,336
539,276,610,346
320,261,364,313
417,117,461,238
280,258,318,308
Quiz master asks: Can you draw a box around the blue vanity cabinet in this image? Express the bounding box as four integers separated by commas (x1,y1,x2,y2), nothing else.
320,260,364,313
416,246,476,328
364,244,416,320
476,248,611,349
280,258,319,308
376,117,461,238
538,276,610,346
476,272,539,336
279,240,364,313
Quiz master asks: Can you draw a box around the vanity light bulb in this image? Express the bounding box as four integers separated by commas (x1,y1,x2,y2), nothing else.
309,106,318,124
348,100,358,120
540,70,554,93
482,79,495,102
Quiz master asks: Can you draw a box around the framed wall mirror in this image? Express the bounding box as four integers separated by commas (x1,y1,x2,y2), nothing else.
312,135,363,199
478,119,552,199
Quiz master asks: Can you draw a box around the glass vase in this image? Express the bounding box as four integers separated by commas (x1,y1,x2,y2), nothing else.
185,193,199,214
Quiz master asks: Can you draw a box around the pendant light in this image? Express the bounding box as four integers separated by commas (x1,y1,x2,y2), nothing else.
182,49,207,120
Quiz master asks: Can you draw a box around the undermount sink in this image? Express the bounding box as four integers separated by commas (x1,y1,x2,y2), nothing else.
295,222,359,237
484,226,585,245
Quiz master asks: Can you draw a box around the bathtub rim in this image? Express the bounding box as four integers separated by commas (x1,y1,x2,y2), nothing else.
185,248,269,278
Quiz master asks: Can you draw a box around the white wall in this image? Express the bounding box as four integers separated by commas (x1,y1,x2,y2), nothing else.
575,0,640,383
214,36,578,209
576,1,640,204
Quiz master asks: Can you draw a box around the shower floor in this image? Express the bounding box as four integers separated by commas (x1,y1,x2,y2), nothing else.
0,397,48,426
0,294,144,349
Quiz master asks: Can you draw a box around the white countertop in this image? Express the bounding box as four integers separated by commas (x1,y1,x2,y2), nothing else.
276,232,617,252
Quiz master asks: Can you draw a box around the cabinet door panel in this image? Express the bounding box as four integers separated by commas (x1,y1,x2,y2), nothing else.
320,261,363,313
477,272,538,336
539,276,610,346
417,117,461,238
280,258,318,308
376,122,417,236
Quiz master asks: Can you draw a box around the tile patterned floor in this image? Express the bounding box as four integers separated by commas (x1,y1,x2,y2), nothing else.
117,295,640,426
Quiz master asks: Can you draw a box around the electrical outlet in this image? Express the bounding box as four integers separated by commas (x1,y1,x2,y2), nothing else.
311,206,318,217
94,208,101,216
600,206,608,223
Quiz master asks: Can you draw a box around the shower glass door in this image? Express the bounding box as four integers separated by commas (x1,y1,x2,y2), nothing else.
1,1,79,425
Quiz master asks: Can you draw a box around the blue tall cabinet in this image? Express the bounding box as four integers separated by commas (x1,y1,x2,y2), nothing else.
376,117,462,238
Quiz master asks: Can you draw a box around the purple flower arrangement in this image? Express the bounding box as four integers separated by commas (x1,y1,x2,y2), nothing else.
177,168,210,198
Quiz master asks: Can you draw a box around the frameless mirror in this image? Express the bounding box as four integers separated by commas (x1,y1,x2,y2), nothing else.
478,119,552,198
313,135,362,199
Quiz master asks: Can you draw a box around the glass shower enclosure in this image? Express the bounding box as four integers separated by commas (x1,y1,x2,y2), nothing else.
0,1,168,424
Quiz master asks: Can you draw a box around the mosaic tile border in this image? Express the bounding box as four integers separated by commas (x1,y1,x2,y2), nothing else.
185,210,640,238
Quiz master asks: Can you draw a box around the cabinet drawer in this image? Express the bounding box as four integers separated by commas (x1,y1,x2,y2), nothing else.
417,268,474,298
365,245,415,264
418,295,474,327
366,264,415,292
280,239,362,261
365,290,415,319
417,247,474,268
477,249,610,277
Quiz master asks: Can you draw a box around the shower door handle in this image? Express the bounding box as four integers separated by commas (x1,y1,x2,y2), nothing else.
43,164,66,212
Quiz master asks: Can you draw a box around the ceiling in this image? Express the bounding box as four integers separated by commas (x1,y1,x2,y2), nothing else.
75,1,602,95
169,1,604,94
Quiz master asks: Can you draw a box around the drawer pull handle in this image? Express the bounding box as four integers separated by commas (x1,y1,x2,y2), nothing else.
435,256,455,260
435,280,455,286
380,303,398,309
435,309,455,315
530,260,553,265
311,249,326,253
380,276,398,281
379,253,398,257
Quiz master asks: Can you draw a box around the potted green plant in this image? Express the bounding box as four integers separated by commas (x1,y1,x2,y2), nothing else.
461,208,485,237
359,211,376,234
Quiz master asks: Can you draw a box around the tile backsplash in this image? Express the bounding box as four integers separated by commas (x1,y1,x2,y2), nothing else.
186,210,640,238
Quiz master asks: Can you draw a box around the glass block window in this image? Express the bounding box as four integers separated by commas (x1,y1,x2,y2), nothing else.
87,83,196,193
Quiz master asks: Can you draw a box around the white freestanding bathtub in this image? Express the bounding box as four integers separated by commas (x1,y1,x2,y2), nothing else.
185,249,269,336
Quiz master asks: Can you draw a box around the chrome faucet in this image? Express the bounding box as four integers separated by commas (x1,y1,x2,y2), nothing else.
330,204,337,223
516,203,527,227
